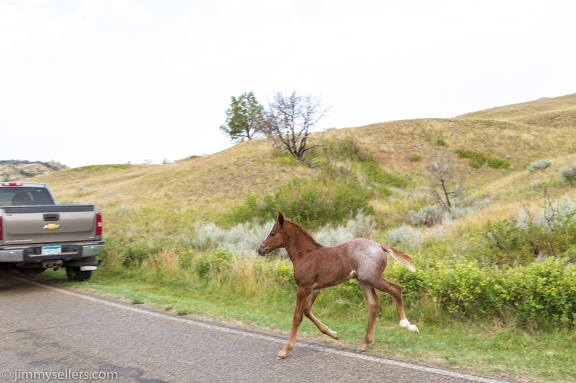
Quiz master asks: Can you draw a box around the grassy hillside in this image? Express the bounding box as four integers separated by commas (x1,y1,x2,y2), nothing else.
32,93,576,233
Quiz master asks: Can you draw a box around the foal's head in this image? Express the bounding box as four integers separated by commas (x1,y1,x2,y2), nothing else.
257,212,288,256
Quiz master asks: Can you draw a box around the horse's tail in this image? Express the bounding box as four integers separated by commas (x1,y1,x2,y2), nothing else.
381,244,416,272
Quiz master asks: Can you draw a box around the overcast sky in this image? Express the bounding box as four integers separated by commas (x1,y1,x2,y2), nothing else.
1,0,575,168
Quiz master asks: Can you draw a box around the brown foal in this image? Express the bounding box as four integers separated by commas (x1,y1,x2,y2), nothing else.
258,212,419,359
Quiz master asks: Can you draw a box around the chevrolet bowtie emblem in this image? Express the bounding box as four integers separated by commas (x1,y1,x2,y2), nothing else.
43,224,60,230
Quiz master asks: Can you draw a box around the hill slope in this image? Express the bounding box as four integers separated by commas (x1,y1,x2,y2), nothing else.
30,93,576,229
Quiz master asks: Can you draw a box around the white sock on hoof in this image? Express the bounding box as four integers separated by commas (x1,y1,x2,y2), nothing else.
399,319,410,328
399,319,419,333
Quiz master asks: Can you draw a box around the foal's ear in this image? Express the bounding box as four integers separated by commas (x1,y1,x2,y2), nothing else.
277,211,285,226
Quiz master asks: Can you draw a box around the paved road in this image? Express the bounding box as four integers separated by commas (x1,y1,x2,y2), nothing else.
0,274,514,383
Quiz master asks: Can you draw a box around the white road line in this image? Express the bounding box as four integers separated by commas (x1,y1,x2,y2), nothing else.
14,275,512,383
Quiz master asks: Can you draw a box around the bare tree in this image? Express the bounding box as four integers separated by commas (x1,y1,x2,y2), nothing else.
261,91,330,166
426,151,465,210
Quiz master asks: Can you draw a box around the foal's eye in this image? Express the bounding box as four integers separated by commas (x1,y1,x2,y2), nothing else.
270,232,276,237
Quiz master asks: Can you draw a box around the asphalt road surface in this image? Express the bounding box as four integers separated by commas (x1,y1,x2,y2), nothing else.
0,274,515,383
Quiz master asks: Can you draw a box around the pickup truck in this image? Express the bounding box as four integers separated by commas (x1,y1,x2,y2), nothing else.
0,182,103,281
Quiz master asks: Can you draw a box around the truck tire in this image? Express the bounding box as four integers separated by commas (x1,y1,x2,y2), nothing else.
16,267,45,276
66,266,92,282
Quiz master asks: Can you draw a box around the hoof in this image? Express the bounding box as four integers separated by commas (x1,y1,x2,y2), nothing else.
328,330,340,340
400,319,419,333
277,350,288,359
356,345,367,353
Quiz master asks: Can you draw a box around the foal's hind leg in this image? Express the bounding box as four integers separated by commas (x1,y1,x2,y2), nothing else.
357,281,380,352
372,277,419,333
366,277,419,333
305,289,339,340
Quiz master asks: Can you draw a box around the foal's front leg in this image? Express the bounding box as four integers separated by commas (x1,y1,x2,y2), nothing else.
278,287,309,359
305,289,339,341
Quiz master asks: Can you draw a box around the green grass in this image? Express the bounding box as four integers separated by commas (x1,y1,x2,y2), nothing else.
39,266,576,383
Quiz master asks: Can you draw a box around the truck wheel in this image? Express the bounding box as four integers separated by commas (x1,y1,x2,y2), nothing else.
66,266,92,282
17,267,45,276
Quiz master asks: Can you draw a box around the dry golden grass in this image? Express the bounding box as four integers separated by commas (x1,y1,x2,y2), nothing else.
31,92,576,230
458,93,576,121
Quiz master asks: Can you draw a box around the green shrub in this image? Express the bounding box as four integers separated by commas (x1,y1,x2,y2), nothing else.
435,137,448,147
274,262,296,289
390,256,576,330
315,137,372,162
195,250,234,279
177,248,196,270
409,154,423,162
357,160,409,188
501,260,576,329
560,163,576,183
455,148,510,169
104,236,163,267
483,198,576,265
425,261,491,317
486,157,511,169
229,177,374,228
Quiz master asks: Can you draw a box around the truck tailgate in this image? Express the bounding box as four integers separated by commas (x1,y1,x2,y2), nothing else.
1,205,99,244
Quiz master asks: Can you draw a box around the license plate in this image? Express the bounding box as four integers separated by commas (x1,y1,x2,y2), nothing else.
42,245,62,256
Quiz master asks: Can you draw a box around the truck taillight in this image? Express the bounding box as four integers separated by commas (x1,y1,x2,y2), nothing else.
1,182,23,186
96,213,103,236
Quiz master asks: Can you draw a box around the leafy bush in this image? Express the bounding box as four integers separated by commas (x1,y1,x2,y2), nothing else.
455,148,510,169
229,176,374,228
483,197,576,265
486,157,511,169
409,154,423,162
383,255,576,330
435,137,448,147
274,262,296,289
315,137,372,162
357,160,409,188
195,250,234,279
103,236,167,267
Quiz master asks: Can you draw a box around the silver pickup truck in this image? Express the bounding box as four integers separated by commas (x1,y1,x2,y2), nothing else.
0,182,104,281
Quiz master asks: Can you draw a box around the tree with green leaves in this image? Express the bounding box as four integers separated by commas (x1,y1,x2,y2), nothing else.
220,92,264,142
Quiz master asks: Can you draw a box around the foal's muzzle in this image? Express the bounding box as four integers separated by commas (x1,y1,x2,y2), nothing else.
257,245,268,256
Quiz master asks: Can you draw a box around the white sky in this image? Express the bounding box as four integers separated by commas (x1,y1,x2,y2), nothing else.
1,0,575,168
